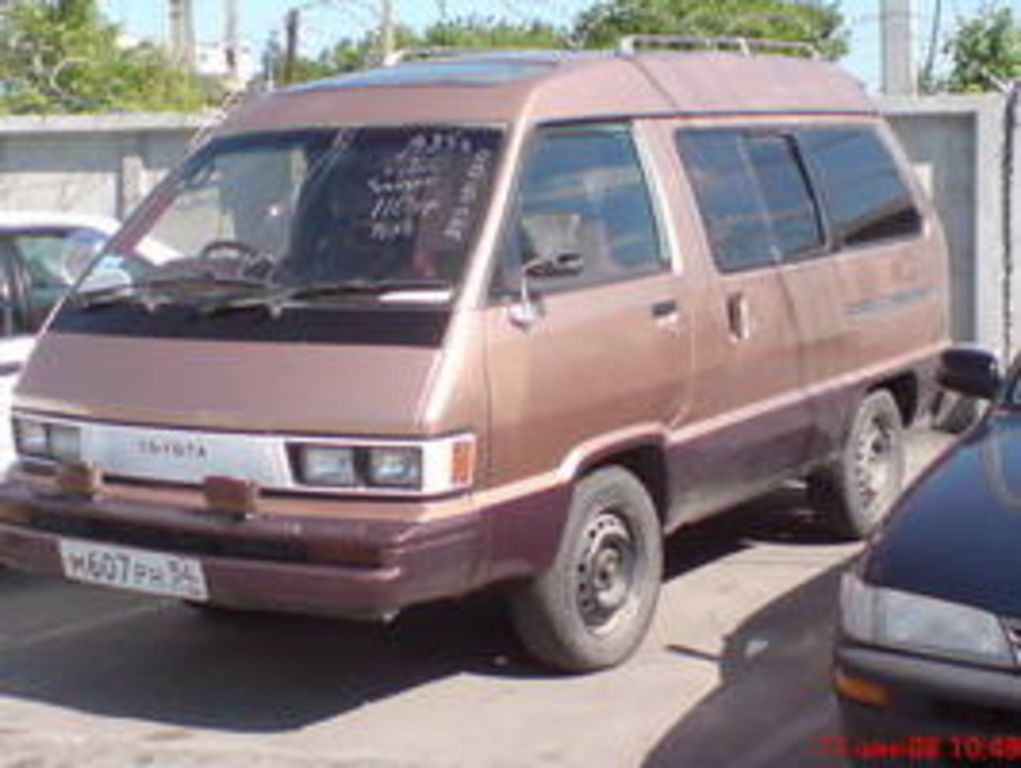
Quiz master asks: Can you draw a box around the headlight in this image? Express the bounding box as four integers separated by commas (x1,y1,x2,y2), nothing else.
840,571,1014,667
13,417,82,463
366,446,422,489
299,446,357,486
49,424,82,462
290,434,474,495
13,418,48,457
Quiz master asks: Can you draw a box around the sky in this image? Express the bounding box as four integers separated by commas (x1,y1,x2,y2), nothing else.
100,0,994,91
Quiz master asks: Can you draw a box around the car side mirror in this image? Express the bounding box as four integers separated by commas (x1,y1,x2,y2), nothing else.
508,213,587,330
522,250,585,280
509,251,586,330
0,266,16,338
938,346,1003,400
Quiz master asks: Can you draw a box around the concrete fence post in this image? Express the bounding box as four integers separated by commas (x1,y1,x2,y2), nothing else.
117,151,146,219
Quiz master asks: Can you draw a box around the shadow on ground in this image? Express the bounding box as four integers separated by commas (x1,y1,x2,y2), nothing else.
0,484,851,738
0,579,531,733
645,555,852,768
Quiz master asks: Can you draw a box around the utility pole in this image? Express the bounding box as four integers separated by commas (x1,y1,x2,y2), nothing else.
380,0,396,63
225,0,240,85
283,8,300,85
168,0,195,68
880,0,916,95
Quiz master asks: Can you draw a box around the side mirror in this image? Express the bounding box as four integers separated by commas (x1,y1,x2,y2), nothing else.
508,213,587,330
938,346,1003,400
522,250,585,280
509,252,586,330
0,252,17,338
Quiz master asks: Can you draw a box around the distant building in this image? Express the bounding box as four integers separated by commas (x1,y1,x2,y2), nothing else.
195,41,259,89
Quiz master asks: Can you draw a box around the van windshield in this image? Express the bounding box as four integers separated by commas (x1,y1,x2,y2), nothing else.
73,125,502,306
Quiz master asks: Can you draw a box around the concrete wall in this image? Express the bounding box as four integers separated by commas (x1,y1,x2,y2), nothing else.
0,113,208,219
879,94,1009,352
0,98,1018,354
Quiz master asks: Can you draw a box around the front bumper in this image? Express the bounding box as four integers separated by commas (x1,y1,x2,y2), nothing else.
835,642,1021,750
0,477,488,618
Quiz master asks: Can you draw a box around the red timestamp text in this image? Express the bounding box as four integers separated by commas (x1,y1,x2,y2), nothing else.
820,735,1021,763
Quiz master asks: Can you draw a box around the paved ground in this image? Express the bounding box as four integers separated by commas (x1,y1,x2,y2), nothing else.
0,430,954,768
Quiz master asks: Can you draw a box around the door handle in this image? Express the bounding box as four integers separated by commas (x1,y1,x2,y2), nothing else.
650,300,678,319
726,292,752,340
0,361,22,377
650,299,680,334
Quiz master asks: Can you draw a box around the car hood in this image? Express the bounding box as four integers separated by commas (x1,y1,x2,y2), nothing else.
865,413,1021,619
14,331,442,436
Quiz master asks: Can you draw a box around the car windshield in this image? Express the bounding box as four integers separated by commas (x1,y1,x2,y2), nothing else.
72,125,503,305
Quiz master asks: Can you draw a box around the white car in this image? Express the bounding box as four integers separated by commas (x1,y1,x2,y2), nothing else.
0,212,122,468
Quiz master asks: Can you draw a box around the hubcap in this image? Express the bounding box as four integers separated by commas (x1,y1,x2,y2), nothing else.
576,510,636,633
854,414,897,521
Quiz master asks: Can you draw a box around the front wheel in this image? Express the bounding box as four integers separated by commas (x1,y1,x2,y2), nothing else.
808,390,906,539
509,466,662,673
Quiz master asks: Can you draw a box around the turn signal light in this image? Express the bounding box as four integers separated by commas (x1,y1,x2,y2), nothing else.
834,669,890,708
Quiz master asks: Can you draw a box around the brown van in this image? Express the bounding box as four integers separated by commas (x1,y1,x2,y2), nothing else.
0,39,949,671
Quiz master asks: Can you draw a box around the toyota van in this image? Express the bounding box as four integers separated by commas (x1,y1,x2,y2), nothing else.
0,39,949,671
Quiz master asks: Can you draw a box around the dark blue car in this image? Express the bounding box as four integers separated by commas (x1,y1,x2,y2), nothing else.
835,346,1021,759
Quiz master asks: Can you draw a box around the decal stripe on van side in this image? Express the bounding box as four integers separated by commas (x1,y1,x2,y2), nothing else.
846,286,934,320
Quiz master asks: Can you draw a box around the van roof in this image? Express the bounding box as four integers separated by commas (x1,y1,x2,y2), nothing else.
221,50,875,136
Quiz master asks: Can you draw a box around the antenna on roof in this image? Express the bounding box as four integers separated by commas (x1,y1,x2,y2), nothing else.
616,34,820,59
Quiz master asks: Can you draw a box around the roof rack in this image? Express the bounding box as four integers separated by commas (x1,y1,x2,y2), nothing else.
382,47,475,67
616,34,820,59
382,47,566,67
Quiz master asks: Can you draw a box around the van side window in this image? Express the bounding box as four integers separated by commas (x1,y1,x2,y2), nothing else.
744,134,824,260
797,127,922,247
497,124,664,294
674,130,777,272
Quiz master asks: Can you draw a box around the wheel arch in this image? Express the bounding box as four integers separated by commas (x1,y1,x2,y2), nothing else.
868,371,920,427
577,441,670,529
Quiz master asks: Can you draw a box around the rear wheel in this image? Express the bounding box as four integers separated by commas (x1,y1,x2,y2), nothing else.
510,466,662,673
931,390,981,434
808,390,905,539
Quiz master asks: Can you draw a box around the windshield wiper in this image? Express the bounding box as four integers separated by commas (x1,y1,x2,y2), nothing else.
286,278,451,301
75,274,274,312
197,278,452,318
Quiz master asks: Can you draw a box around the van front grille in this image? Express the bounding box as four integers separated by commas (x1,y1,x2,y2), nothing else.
27,508,308,565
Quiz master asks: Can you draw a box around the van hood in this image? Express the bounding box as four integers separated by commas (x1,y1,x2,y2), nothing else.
15,331,441,436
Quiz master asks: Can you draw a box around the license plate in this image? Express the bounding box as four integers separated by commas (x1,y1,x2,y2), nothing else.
59,539,208,601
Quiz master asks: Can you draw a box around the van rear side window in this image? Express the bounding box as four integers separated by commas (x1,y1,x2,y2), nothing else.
744,134,824,260
796,127,922,247
675,130,776,272
675,129,823,271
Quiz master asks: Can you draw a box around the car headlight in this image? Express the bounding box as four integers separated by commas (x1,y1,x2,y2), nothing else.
13,418,48,457
290,434,474,495
49,424,82,462
299,446,358,487
12,417,82,463
840,571,1014,667
366,446,422,489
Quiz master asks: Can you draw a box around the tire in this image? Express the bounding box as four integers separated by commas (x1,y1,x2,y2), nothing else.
931,390,981,435
510,466,663,673
808,390,906,540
